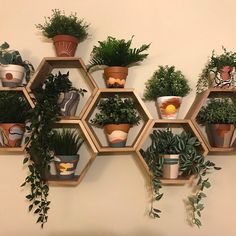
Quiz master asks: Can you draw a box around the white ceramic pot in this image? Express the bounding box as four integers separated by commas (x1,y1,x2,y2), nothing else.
157,96,182,119
0,64,25,87
161,154,179,179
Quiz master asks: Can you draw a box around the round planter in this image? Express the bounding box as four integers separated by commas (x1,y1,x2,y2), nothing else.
104,124,131,147
104,66,128,88
57,90,80,116
209,66,235,89
0,64,25,87
54,154,80,180
52,35,78,57
161,154,179,179
0,123,25,147
157,96,182,119
206,124,235,148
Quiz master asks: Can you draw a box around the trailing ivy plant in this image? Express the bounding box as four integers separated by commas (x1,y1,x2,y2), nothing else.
21,71,78,227
140,128,221,227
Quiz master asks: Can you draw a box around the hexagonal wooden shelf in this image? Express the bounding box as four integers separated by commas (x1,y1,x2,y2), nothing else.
135,119,208,185
46,120,98,186
0,87,34,153
26,57,98,119
185,88,236,155
82,88,153,154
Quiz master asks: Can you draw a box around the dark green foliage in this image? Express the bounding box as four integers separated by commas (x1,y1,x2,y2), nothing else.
140,128,220,227
88,36,150,70
0,42,35,82
0,91,30,123
22,71,80,228
197,47,236,93
49,129,84,155
196,98,236,124
143,65,191,100
90,94,141,127
36,9,89,41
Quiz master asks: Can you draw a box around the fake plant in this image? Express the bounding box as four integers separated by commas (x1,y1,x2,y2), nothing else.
0,42,34,82
197,47,236,93
88,36,150,71
140,128,221,227
21,71,82,227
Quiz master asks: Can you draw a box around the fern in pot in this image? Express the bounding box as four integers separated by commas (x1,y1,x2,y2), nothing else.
88,36,150,88
90,94,141,147
197,47,236,93
144,65,191,119
49,129,84,179
36,9,90,57
196,98,236,147
0,91,30,147
0,42,34,87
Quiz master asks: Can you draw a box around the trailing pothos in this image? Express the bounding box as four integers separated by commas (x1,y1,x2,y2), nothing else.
140,128,221,227
21,71,76,227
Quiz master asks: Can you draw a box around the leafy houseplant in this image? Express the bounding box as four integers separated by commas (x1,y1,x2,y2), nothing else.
90,94,141,147
0,42,34,86
21,71,82,227
140,128,220,227
49,129,84,179
143,65,191,119
36,9,90,57
0,91,30,147
197,47,236,93
88,36,150,88
196,98,236,147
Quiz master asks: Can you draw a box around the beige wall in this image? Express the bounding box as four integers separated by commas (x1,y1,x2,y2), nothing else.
1,0,236,235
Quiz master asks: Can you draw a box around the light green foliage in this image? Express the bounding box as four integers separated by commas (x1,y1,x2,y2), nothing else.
143,65,191,100
90,94,141,127
88,36,150,70
196,98,236,124
36,9,89,41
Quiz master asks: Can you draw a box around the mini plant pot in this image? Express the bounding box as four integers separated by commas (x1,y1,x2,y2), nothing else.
104,66,128,88
209,66,235,89
0,123,25,147
52,35,79,57
104,124,131,147
157,96,182,119
206,124,235,148
57,90,80,116
0,64,25,87
54,154,80,180
161,154,180,179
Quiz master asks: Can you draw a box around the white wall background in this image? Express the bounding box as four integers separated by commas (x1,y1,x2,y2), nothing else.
1,0,235,235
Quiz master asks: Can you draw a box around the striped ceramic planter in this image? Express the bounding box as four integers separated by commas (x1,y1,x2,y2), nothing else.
0,123,25,147
104,124,131,147
161,154,180,179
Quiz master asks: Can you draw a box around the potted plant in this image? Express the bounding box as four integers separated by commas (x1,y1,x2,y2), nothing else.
36,9,90,57
88,36,150,88
197,47,236,93
49,129,84,179
90,94,141,147
0,91,30,147
196,98,236,147
140,128,221,227
0,42,34,87
143,65,191,119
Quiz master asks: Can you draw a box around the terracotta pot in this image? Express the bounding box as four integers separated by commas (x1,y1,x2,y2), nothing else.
157,96,182,119
104,124,130,147
0,123,25,147
104,66,128,88
209,66,235,89
52,35,78,57
161,154,179,179
54,154,80,179
57,90,80,116
206,124,235,148
0,64,25,87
